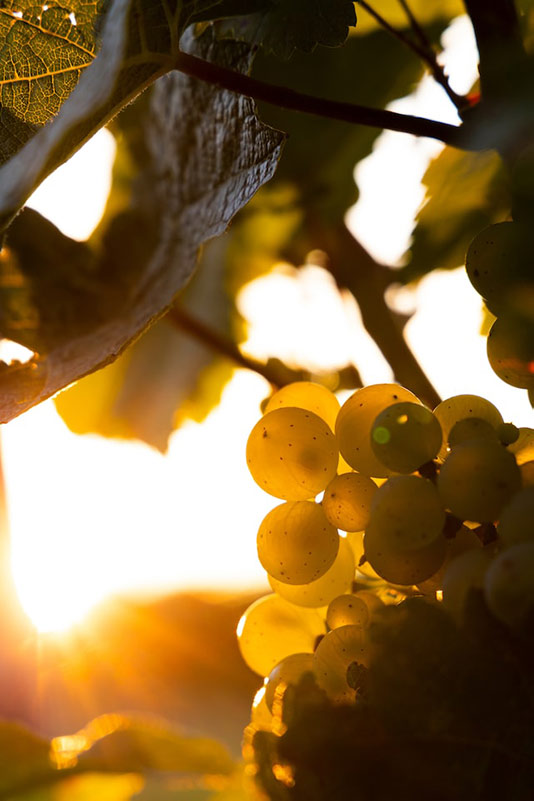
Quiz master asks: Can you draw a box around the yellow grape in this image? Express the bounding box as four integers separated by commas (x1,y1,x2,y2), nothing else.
363,526,448,586
484,543,534,629
487,315,534,388
264,653,315,712
508,427,534,464
322,472,378,531
313,625,369,703
346,530,381,579
264,381,340,431
416,525,481,595
433,394,503,461
336,384,420,477
246,407,338,500
268,537,355,607
442,548,494,623
237,594,325,677
497,487,534,547
353,589,385,615
520,460,534,486
257,501,339,584
371,402,442,473
326,594,370,629
437,439,521,522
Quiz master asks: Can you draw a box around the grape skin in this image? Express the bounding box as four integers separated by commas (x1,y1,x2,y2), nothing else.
237,594,326,677
370,402,442,473
433,395,503,461
497,487,534,547
484,543,534,629
257,501,339,585
268,537,355,607
363,525,448,586
336,384,421,477
437,439,521,522
322,472,378,532
313,625,369,703
442,548,494,623
487,315,534,388
326,594,370,629
264,653,315,712
247,407,338,500
264,381,340,431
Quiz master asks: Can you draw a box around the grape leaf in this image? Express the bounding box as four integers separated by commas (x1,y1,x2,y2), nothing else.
354,0,464,35
0,29,284,422
397,146,510,283
214,0,357,58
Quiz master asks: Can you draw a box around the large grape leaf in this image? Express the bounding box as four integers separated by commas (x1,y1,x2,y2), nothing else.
0,28,284,422
215,0,357,58
397,146,510,283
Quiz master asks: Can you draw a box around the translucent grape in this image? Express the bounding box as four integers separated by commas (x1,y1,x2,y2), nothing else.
465,222,534,310
437,439,521,522
520,460,534,486
247,407,338,500
326,594,370,629
497,422,519,446
322,472,378,531
484,543,534,629
257,501,339,584
497,487,534,547
346,530,380,579
264,653,315,712
363,526,448,586
336,384,420,477
268,537,354,607
371,402,442,473
366,475,446,552
487,315,534,388
313,625,369,703
353,589,385,615
433,394,503,461
264,381,340,431
237,594,325,677
448,417,499,448
416,525,481,595
442,548,493,623
508,427,534,464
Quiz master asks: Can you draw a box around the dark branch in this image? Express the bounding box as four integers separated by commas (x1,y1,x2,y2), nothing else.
358,0,466,110
174,50,472,148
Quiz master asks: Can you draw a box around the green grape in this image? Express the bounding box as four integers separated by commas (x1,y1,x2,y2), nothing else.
520,460,534,486
465,222,534,311
437,439,521,522
497,487,534,547
487,315,534,388
484,543,534,629
508,427,534,464
366,475,446,552
246,407,338,500
313,625,369,703
346,530,381,579
448,417,499,448
326,594,370,629
264,653,315,712
442,548,493,623
370,402,442,473
497,422,520,446
237,594,325,677
417,525,481,595
268,537,354,607
336,384,421,477
433,394,503,461
363,525,448,586
264,381,340,431
322,472,378,531
257,501,339,584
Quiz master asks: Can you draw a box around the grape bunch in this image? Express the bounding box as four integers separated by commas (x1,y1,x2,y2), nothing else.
465,222,534,398
237,381,534,797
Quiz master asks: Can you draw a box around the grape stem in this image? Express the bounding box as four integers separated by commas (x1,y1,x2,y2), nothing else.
174,51,474,149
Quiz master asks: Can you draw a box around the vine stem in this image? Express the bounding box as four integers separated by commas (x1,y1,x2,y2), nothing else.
167,306,363,390
174,50,472,148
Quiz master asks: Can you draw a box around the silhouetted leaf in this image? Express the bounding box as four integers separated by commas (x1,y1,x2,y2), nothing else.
0,29,284,422
398,147,510,283
216,0,356,58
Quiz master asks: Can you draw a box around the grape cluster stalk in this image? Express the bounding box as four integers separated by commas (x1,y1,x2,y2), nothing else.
237,381,534,795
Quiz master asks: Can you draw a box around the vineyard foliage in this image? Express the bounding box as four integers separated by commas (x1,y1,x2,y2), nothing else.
0,0,534,799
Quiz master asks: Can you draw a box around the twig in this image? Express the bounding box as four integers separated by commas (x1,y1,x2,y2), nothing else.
167,305,362,390
358,0,465,110
174,50,472,148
